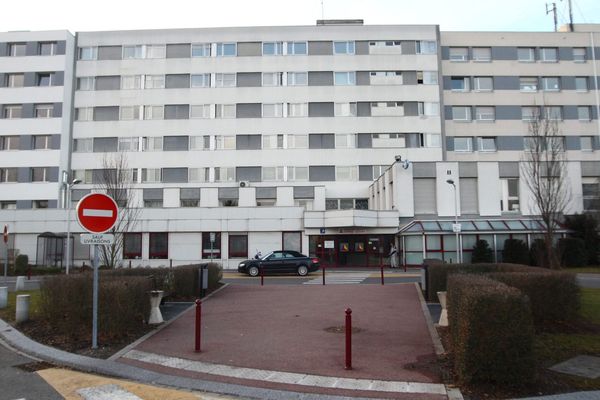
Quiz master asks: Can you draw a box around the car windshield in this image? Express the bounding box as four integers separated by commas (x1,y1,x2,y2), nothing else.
260,251,274,260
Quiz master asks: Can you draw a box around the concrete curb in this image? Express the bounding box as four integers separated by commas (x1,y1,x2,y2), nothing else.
415,282,445,357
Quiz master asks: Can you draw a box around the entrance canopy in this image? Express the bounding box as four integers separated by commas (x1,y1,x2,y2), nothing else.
399,218,565,234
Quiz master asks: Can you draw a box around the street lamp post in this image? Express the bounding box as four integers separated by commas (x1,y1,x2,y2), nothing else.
65,178,81,274
446,179,461,263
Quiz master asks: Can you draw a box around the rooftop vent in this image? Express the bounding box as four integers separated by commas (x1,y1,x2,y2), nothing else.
316,19,364,26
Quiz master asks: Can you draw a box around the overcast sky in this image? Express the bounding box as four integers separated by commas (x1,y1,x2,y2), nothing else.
2,0,600,33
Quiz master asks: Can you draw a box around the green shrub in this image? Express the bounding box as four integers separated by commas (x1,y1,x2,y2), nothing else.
471,240,494,263
15,254,28,274
502,239,530,265
489,272,580,328
39,274,151,340
529,239,546,267
207,262,222,290
29,267,62,275
563,214,600,265
447,274,535,386
558,238,587,268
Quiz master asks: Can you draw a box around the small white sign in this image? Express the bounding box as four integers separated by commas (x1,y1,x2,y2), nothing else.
452,223,462,233
324,240,335,249
209,232,216,243
80,234,114,245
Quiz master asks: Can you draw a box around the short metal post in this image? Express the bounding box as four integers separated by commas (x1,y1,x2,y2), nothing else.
345,308,352,370
195,299,202,352
128,260,132,269
322,265,326,285
260,265,264,286
92,244,99,349
380,265,384,286
170,259,173,268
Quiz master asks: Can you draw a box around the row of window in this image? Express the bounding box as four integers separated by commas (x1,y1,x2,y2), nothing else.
449,76,593,92
451,136,597,153
77,70,438,90
78,40,437,60
0,200,49,209
75,101,440,121
0,135,53,151
0,167,54,183
2,104,55,119
3,72,60,88
3,42,59,57
447,46,586,63
450,105,595,122
73,133,442,153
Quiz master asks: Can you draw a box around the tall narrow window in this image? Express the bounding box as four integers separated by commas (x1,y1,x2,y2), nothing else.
500,179,520,212
149,233,168,259
202,232,222,259
229,235,248,258
123,233,142,259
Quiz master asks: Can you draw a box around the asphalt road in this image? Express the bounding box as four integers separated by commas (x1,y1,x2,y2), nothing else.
577,273,600,289
0,341,63,400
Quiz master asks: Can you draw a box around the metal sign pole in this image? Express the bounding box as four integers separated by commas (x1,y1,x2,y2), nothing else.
92,244,99,349
3,225,8,283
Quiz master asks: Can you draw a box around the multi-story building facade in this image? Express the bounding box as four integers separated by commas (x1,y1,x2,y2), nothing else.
0,21,598,268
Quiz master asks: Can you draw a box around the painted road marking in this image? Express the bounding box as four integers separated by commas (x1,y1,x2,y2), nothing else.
82,209,114,218
123,349,447,395
77,384,142,400
304,272,371,285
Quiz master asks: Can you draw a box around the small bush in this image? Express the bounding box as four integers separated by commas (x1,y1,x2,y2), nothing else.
207,262,223,289
529,239,546,267
489,272,580,328
15,254,28,275
563,214,600,265
471,240,494,263
502,239,530,265
558,238,587,268
447,274,535,386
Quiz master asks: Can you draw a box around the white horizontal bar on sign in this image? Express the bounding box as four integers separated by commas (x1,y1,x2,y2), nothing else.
83,209,113,218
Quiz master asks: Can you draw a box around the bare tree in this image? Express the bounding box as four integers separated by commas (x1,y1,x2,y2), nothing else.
94,152,140,268
521,108,570,269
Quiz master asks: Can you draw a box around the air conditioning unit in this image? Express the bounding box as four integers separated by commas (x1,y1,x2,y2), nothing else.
239,180,250,188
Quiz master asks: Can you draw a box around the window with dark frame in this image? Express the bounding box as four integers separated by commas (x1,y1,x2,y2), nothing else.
283,232,302,252
123,233,142,259
202,232,222,259
229,235,248,258
149,232,168,259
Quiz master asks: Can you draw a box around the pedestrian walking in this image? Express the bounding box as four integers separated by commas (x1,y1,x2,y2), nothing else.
388,244,398,269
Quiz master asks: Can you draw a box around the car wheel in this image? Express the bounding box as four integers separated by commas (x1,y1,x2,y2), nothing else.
248,266,260,277
297,265,308,276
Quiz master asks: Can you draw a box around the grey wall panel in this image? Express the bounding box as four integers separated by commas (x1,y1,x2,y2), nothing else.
53,71,64,86
237,42,261,57
357,102,371,117
93,106,119,121
441,46,449,60
162,168,188,183
357,133,372,148
406,133,422,148
581,161,600,177
19,135,32,150
308,41,332,55
444,106,453,120
95,76,120,90
166,74,190,88
404,102,419,117
51,134,61,150
442,76,452,90
22,104,34,118
236,103,261,118
497,136,524,151
494,76,520,90
53,103,62,118
309,166,335,181
97,46,122,60
495,106,521,120
356,71,370,85
25,42,37,56
236,134,261,150
359,165,373,181
499,162,519,177
308,102,334,117
412,163,436,178
93,137,118,152
558,47,573,61
446,137,455,151
403,71,417,85
293,186,314,198
309,134,334,149
256,187,276,199
0,73,5,87
460,178,478,214
401,41,416,55
71,189,91,201
164,104,189,119
143,188,164,200
308,71,333,86
491,46,517,60
47,200,58,209
355,41,369,55
56,41,66,55
594,137,600,151
0,43,6,56
163,136,189,151
565,136,580,150
218,187,239,199
23,72,36,87
459,162,478,177
16,200,32,209
92,169,117,184
17,167,30,183
563,106,579,120
561,76,575,90
166,43,190,58
48,167,59,182
237,72,261,87
180,188,200,200
236,167,261,181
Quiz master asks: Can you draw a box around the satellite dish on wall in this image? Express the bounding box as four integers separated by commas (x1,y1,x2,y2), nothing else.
401,160,411,170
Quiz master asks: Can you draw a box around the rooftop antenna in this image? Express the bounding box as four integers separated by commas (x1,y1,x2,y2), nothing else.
321,0,325,20
560,0,575,31
546,2,558,31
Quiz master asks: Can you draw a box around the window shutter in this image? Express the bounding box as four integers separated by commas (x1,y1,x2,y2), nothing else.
460,178,478,214
413,179,436,214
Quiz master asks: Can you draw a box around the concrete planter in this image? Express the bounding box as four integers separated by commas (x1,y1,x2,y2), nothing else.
437,291,448,327
148,290,164,324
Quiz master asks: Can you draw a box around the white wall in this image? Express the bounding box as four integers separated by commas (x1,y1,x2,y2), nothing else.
436,162,459,217
477,162,501,216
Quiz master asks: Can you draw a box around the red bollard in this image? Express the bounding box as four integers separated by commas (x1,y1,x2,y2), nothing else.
380,265,384,286
260,265,264,286
345,308,352,370
195,299,202,352
322,265,326,285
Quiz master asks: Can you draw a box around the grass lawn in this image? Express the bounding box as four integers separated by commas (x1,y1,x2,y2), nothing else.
564,267,600,274
0,290,42,322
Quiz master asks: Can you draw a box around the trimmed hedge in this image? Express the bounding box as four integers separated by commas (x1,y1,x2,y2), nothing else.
39,274,151,339
471,240,494,263
447,274,535,386
502,239,530,265
488,272,580,327
425,262,548,302
558,238,587,268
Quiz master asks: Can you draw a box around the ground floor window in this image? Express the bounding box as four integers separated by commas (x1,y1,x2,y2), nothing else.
229,234,248,258
282,232,302,252
149,232,168,259
202,232,221,259
123,232,142,259
309,234,394,267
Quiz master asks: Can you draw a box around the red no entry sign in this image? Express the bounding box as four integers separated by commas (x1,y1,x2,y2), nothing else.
76,193,118,234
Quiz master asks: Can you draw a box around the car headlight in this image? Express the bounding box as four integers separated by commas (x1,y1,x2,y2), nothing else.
239,262,245,267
